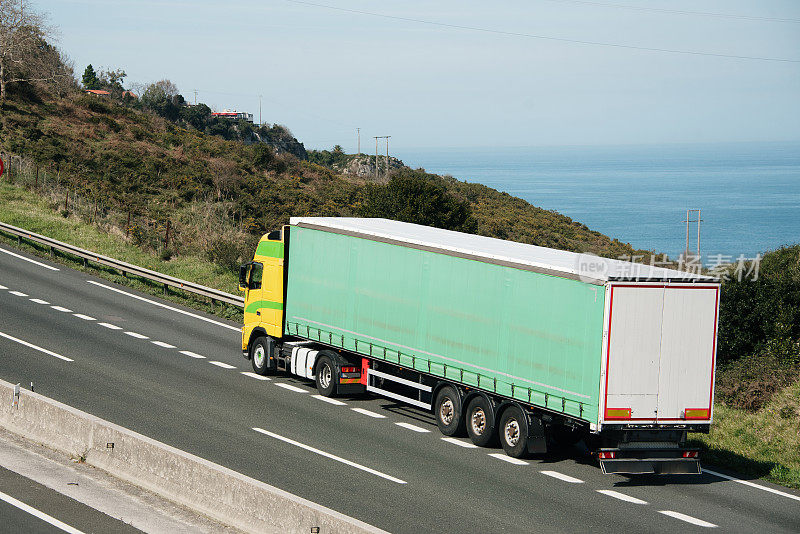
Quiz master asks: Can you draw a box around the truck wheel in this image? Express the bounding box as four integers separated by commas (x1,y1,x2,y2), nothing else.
315,356,337,397
250,336,272,375
435,385,465,436
499,405,529,458
466,395,497,447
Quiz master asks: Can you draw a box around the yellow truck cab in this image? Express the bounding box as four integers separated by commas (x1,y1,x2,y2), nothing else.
239,228,286,369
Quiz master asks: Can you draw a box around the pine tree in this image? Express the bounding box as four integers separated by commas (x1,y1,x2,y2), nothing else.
82,64,100,90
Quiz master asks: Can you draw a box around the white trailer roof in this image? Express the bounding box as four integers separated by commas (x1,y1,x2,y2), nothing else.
289,217,718,285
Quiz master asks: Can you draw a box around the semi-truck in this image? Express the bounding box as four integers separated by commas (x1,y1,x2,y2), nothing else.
239,217,720,474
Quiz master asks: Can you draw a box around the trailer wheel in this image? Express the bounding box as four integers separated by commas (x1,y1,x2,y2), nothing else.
434,385,465,436
466,395,497,447
315,356,337,397
498,405,529,458
250,336,272,375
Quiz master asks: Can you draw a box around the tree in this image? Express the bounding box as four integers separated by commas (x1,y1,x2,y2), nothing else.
0,0,68,101
82,64,100,89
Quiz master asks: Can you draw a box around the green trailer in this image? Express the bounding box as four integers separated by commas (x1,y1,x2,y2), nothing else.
239,217,720,473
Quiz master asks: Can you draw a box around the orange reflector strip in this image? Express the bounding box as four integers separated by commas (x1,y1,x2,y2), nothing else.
339,378,360,384
604,408,631,419
684,408,710,420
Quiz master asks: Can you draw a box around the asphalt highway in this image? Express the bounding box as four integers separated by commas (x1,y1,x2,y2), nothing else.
1,243,799,533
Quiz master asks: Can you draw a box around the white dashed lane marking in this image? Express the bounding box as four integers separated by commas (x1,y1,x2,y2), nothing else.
351,408,386,419
97,322,122,330
395,422,430,433
275,383,306,393
659,510,717,528
0,331,74,362
209,361,236,369
596,490,648,504
151,341,176,348
124,331,149,339
180,350,206,359
312,394,347,406
51,306,72,312
73,314,96,321
241,372,270,380
0,489,82,534
0,284,7,289
29,298,49,304
8,291,28,297
441,437,478,448
488,453,528,465
253,427,406,484
540,470,583,483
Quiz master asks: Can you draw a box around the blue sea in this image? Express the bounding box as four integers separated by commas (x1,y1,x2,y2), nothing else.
396,142,800,261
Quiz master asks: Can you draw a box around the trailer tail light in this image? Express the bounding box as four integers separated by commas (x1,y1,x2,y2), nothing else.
341,366,358,373
682,451,699,458
683,408,710,420
598,451,616,459
604,408,631,419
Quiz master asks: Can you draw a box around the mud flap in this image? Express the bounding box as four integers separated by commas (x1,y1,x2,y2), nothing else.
526,415,548,454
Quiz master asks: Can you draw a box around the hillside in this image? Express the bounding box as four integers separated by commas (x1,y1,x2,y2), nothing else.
0,89,654,273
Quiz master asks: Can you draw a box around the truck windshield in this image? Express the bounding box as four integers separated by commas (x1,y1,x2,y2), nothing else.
249,262,263,290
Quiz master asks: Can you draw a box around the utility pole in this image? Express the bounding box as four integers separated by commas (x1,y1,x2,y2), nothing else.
682,209,703,261
357,128,361,155
193,89,197,105
385,135,391,180
374,137,379,179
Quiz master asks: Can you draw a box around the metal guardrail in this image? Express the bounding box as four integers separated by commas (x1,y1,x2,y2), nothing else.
0,221,244,307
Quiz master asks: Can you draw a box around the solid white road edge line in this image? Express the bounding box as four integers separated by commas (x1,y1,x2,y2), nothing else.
0,331,73,362
241,371,270,380
0,490,84,534
658,510,717,528
596,489,648,504
275,383,306,393
150,341,176,348
703,468,800,502
87,280,240,332
180,350,206,359
0,247,60,271
252,428,407,484
351,408,385,418
312,394,347,406
441,437,478,448
487,453,528,465
540,470,583,483
209,361,236,369
394,422,430,433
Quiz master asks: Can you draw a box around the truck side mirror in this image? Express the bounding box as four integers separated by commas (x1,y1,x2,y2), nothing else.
238,264,249,291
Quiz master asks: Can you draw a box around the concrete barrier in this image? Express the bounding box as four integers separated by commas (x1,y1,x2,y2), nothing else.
0,379,386,533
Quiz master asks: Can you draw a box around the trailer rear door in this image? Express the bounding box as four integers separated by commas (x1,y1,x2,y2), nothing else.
602,283,719,424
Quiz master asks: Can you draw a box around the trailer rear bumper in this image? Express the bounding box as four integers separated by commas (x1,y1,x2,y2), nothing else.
598,448,701,475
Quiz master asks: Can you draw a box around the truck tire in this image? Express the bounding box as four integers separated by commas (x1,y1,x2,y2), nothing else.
498,405,529,458
315,355,337,397
250,336,272,375
465,395,497,447
435,385,466,436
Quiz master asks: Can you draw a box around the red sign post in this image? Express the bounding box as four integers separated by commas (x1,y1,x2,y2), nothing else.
0,156,4,179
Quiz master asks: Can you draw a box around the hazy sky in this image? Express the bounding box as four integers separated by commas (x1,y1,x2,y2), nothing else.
36,0,800,150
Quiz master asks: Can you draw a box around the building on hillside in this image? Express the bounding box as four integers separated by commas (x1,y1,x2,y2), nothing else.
85,89,110,98
122,91,138,99
211,109,254,123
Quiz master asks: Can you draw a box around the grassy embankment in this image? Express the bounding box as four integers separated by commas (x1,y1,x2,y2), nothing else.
0,182,242,321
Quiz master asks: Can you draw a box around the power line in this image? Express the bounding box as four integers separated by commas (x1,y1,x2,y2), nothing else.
540,0,800,24
283,0,800,63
